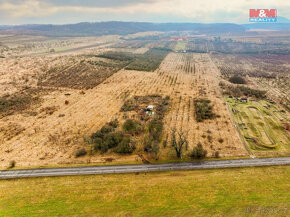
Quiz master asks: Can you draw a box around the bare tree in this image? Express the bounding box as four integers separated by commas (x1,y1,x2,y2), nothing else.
171,128,188,158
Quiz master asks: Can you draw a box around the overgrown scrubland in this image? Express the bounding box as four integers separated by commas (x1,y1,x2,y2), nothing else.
85,95,170,160
212,53,290,111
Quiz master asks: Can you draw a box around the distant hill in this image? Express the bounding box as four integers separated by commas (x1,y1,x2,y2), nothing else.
0,22,246,37
276,16,290,23
0,25,10,29
243,23,290,31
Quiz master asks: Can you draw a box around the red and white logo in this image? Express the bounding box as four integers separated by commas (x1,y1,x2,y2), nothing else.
249,9,277,22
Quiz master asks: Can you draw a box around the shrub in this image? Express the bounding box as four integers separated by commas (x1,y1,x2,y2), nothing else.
100,124,115,134
9,160,16,169
150,142,160,160
142,137,160,159
92,121,120,153
121,98,137,112
93,131,125,153
215,151,220,158
115,136,136,154
108,119,119,128
148,119,163,142
93,137,104,151
91,123,115,141
91,121,137,154
103,131,124,149
189,143,207,159
218,138,224,143
143,136,154,152
92,130,105,140
123,119,143,135
75,148,87,157
229,75,246,84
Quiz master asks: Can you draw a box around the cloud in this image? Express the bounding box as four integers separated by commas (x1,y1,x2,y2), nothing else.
0,0,289,24
44,0,154,8
0,0,57,17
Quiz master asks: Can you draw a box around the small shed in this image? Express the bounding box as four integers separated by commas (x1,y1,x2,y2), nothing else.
146,105,154,111
240,98,248,103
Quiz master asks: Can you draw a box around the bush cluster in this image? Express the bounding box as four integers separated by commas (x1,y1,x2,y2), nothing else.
220,82,266,99
143,137,160,158
0,94,33,113
194,99,217,122
91,120,136,154
142,119,164,158
122,119,144,135
97,51,134,61
229,75,246,84
148,119,163,142
237,86,266,99
120,98,138,112
75,148,87,157
94,95,170,158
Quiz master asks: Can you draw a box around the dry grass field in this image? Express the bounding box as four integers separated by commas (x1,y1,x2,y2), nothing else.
157,53,246,158
0,49,248,168
0,34,119,57
1,32,290,168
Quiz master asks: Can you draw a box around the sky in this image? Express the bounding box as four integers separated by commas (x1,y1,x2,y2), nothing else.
0,0,289,25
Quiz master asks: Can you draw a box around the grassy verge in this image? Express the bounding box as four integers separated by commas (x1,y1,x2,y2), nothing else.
0,166,289,216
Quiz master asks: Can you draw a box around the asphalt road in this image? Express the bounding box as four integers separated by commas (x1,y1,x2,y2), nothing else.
1,157,289,180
